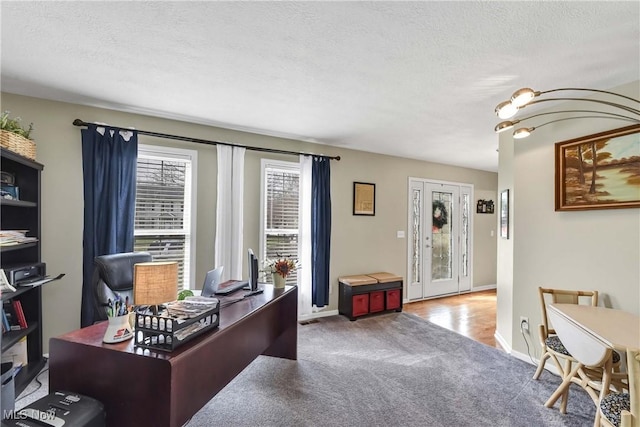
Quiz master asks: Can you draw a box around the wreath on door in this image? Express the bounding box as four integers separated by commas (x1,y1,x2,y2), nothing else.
432,200,448,230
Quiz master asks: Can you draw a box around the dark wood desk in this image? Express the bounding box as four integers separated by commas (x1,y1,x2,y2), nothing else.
49,285,297,427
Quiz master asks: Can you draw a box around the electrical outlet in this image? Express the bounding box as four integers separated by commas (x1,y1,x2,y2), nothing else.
520,316,529,333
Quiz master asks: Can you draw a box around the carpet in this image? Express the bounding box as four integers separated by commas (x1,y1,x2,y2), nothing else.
17,312,596,426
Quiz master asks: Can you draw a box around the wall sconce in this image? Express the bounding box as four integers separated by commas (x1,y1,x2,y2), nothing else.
494,87,640,139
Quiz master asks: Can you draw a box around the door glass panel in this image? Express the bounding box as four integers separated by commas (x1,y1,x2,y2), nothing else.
411,188,421,284
461,193,469,277
431,191,453,281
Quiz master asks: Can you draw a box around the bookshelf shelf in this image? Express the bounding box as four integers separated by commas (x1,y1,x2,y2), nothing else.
0,242,38,253
0,199,37,208
1,322,38,351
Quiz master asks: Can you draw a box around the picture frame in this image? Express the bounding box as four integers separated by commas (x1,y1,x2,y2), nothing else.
353,182,375,216
500,190,509,239
476,199,494,214
555,124,640,211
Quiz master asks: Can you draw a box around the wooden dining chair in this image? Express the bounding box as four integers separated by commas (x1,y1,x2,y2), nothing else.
600,348,639,427
533,287,600,412
545,304,622,427
533,287,624,414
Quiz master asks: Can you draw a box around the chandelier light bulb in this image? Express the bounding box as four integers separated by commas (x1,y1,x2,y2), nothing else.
494,121,516,133
495,101,519,119
511,88,537,107
513,127,533,139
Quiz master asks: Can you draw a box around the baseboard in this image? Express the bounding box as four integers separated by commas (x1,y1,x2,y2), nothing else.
501,336,562,378
494,330,511,353
298,309,338,322
470,284,497,292
403,285,496,304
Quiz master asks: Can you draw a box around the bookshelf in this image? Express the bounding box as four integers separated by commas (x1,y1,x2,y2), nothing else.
1,147,46,396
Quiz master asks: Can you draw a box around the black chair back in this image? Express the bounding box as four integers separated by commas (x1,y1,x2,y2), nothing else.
92,251,152,322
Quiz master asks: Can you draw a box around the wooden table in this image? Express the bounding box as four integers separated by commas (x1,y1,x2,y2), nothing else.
548,304,640,351
545,303,640,420
49,284,298,427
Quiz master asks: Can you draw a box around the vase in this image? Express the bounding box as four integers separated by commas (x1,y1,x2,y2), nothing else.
103,314,133,344
272,273,287,289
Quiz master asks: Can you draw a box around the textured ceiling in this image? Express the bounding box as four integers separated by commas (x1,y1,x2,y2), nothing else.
1,1,639,172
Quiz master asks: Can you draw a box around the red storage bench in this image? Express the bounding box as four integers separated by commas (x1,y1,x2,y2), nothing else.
338,272,403,320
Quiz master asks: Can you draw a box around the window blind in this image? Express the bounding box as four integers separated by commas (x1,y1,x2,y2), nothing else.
134,149,193,290
263,163,300,285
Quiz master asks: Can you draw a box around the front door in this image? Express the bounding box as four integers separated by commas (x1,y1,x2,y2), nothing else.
407,179,472,300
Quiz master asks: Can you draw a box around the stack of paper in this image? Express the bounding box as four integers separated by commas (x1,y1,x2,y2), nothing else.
0,230,38,246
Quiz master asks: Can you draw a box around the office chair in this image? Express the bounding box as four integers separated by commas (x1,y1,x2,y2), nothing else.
92,251,152,323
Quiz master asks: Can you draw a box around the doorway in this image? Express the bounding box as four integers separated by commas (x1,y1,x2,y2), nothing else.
407,178,473,300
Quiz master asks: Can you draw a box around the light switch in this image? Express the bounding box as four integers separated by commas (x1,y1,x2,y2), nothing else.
490,230,494,237
397,231,405,238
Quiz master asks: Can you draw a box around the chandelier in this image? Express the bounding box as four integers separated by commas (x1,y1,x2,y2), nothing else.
494,87,640,139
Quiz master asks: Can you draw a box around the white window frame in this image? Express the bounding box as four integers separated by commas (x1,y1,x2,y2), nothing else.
135,144,198,289
259,158,300,284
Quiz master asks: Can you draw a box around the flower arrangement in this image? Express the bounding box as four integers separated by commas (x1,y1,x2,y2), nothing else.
265,254,300,278
1,111,34,140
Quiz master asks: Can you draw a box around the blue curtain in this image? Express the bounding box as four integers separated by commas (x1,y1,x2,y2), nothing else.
311,156,331,307
80,125,138,327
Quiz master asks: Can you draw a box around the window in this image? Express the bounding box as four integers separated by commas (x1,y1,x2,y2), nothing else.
134,145,197,290
260,160,300,285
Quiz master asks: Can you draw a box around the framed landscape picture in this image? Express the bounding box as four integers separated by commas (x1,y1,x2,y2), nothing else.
555,124,640,211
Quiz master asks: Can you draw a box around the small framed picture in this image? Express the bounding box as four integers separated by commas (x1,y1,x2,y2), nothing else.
353,182,375,216
1,171,15,185
500,190,509,239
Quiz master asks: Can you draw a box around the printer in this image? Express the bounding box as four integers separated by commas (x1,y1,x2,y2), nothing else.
1,391,105,427
3,263,46,286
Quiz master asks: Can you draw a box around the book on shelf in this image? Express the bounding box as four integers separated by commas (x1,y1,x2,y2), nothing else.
1,307,10,332
0,229,38,246
2,300,21,331
12,299,28,329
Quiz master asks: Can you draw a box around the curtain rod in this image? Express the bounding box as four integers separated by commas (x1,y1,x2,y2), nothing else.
72,119,341,161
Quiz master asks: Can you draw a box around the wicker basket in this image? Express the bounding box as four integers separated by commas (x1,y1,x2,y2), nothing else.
0,130,36,160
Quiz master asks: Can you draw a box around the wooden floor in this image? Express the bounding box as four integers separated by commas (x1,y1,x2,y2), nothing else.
403,289,500,350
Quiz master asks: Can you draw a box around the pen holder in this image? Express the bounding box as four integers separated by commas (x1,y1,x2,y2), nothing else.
103,314,134,344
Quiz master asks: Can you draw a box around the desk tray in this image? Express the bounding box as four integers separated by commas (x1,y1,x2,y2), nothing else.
134,298,220,352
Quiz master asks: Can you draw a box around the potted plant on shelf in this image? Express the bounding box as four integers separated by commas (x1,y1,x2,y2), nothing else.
265,255,300,289
0,111,36,160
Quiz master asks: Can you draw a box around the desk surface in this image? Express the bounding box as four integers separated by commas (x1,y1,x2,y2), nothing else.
55,284,293,358
549,303,640,351
49,284,298,427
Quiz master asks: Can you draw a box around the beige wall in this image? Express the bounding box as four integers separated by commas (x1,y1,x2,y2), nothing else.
1,92,497,352
497,81,640,358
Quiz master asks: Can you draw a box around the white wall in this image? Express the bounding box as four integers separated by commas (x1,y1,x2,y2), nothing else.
497,81,640,357
1,92,498,352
